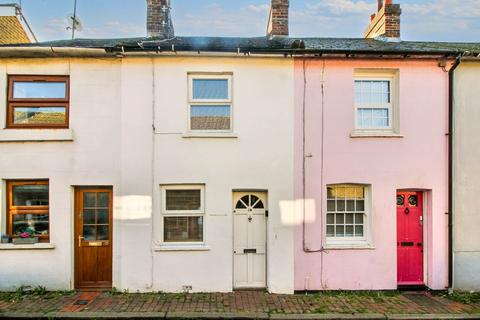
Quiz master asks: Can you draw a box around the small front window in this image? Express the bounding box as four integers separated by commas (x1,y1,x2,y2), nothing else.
161,185,205,243
327,184,367,241
7,180,50,242
7,75,70,128
188,75,232,132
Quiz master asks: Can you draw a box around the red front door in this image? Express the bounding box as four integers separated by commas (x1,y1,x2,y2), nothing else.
397,191,424,286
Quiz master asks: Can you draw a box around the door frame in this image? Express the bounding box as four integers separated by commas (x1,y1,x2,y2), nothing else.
73,186,113,290
231,190,268,290
396,189,428,287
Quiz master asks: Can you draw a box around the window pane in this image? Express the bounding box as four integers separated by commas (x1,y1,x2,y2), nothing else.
97,209,109,224
336,226,345,237
13,107,67,125
357,108,389,128
355,80,390,104
13,81,67,99
326,213,334,224
355,225,364,237
326,225,335,237
97,193,110,208
190,105,231,130
83,192,96,208
12,214,49,236
83,209,96,225
83,226,96,241
346,213,354,224
346,225,354,237
164,216,203,242
13,184,48,206
97,226,109,241
327,200,335,211
166,189,201,211
193,79,228,100
347,200,355,211
336,200,345,211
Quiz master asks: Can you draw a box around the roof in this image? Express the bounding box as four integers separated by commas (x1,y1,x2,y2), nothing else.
0,4,36,45
1,36,480,57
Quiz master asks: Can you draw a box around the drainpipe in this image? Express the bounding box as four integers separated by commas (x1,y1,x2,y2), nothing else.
448,54,461,291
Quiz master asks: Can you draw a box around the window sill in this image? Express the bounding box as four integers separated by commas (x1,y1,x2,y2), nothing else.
154,244,210,252
182,132,238,139
324,242,375,250
0,129,74,142
350,131,403,138
0,243,55,250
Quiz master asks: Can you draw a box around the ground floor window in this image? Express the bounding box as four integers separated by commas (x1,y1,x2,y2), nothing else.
326,184,369,245
161,185,205,243
7,180,50,242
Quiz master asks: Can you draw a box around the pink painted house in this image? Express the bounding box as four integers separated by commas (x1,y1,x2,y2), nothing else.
294,1,451,291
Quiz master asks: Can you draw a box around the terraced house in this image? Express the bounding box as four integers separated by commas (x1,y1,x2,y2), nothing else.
0,0,479,294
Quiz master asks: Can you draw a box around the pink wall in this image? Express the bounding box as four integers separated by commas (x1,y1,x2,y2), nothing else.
294,59,449,290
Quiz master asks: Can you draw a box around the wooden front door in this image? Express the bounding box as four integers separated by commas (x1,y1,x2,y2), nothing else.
233,192,267,289
397,191,424,286
74,187,113,290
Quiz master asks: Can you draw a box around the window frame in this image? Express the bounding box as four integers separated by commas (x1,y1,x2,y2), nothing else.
6,180,50,242
160,184,205,244
353,70,399,136
7,75,70,129
187,73,233,133
325,183,372,248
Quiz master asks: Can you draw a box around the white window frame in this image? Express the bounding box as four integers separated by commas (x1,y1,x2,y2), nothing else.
352,70,400,137
160,184,205,245
325,184,373,249
187,73,233,134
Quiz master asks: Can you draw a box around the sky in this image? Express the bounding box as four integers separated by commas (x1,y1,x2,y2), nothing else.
2,0,479,42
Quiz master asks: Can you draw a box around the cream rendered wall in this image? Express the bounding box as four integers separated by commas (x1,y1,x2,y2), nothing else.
151,57,294,294
0,56,295,294
453,61,480,291
0,58,122,290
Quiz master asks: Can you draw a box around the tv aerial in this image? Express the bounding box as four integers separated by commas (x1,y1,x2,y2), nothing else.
66,0,82,40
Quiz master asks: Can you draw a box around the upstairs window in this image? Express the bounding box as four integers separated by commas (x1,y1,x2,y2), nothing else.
188,74,232,132
7,75,70,128
7,180,50,242
354,70,399,135
355,79,391,129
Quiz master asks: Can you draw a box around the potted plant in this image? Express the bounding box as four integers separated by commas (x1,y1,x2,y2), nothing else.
12,229,38,245
1,234,9,244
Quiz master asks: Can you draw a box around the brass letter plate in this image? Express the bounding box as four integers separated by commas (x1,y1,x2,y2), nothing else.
88,241,103,247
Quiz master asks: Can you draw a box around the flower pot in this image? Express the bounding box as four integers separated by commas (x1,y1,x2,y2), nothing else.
12,237,38,245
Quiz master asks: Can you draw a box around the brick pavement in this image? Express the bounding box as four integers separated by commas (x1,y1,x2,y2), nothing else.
0,290,479,318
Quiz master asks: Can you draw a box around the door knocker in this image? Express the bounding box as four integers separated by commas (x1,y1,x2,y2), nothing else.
248,216,253,222
405,208,410,215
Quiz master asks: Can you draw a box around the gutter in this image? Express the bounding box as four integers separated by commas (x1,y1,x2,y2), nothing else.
448,54,462,291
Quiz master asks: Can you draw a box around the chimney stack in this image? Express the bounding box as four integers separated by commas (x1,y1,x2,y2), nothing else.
267,0,289,37
146,0,174,38
364,0,401,39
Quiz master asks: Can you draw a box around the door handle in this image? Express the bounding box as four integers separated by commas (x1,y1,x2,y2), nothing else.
78,236,84,247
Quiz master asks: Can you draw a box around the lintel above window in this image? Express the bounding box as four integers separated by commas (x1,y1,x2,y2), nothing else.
7,75,70,129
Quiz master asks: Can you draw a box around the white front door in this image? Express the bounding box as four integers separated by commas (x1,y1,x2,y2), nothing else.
233,192,267,289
